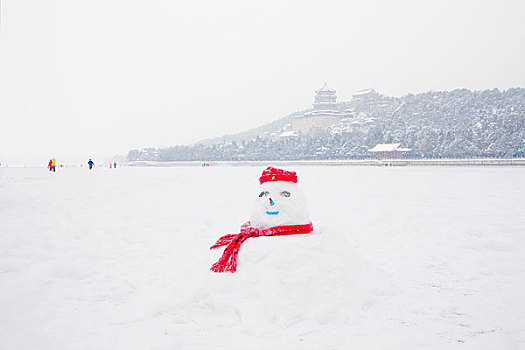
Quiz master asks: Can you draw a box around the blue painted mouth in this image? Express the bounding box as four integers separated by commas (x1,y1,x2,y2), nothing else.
266,211,279,215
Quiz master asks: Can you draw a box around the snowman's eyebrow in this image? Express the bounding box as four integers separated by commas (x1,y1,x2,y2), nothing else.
259,191,269,197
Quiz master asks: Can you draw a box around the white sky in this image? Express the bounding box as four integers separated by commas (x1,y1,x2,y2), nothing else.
1,0,524,165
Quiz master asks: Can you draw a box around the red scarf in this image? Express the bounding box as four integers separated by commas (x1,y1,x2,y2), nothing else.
210,221,314,273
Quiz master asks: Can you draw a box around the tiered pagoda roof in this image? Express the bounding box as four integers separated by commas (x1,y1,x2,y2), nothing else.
315,83,336,94
312,83,338,111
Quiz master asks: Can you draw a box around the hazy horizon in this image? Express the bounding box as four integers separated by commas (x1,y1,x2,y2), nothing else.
1,0,524,165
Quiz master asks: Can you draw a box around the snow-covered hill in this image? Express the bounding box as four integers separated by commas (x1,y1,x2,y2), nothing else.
129,88,525,161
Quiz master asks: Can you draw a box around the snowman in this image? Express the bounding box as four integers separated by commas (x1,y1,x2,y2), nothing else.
210,167,313,273
249,167,312,230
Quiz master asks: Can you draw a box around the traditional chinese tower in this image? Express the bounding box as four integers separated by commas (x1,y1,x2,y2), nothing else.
313,83,338,111
293,83,343,134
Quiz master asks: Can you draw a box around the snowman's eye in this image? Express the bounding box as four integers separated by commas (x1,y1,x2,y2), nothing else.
259,191,269,197
281,191,291,197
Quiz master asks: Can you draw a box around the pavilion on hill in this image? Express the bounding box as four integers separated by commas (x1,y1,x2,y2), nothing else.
293,83,350,134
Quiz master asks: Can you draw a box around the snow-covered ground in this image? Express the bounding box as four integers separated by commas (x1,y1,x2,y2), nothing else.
1,166,524,349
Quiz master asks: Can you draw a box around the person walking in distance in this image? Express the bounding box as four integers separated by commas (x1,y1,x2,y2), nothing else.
88,159,95,170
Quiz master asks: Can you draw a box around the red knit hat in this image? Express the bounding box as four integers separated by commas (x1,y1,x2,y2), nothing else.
259,167,298,184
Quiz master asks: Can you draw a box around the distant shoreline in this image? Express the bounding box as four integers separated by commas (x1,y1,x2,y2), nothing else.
3,158,525,168
129,159,525,167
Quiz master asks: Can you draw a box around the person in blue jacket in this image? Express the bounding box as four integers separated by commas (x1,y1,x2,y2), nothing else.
88,159,94,170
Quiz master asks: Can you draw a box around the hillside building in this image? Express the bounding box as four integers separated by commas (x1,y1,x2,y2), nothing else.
293,83,349,134
369,143,412,159
352,88,377,101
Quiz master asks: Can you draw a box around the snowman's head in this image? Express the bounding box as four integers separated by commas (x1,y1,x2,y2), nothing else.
249,167,310,230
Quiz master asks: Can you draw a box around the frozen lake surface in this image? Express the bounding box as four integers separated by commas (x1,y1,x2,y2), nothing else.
1,166,525,349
